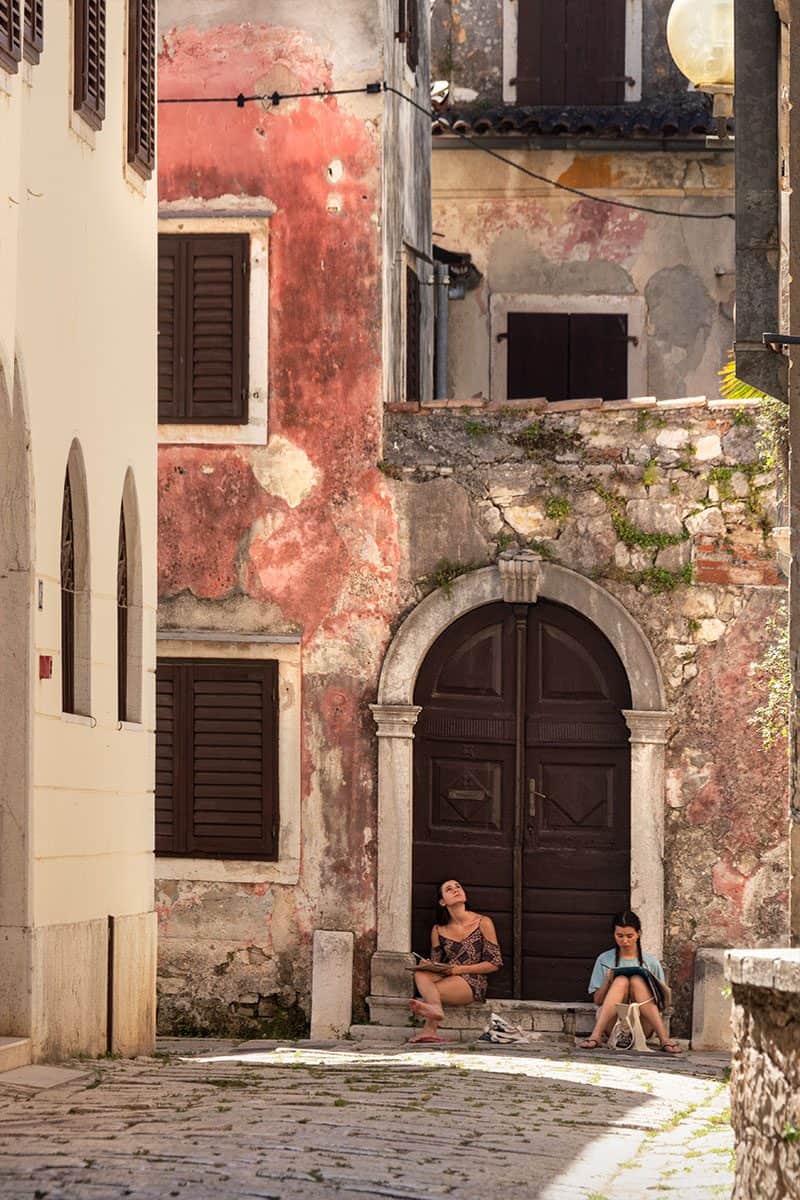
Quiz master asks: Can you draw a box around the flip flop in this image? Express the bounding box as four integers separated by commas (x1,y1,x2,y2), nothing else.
660,1040,682,1055
407,1034,450,1044
579,1038,601,1049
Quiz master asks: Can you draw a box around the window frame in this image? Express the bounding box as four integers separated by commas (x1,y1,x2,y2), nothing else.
158,210,271,445
155,636,300,885
22,0,42,66
0,0,22,74
126,0,155,180
502,0,642,105
490,293,646,405
73,0,107,131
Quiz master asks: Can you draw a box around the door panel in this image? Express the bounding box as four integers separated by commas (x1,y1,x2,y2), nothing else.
412,598,632,1003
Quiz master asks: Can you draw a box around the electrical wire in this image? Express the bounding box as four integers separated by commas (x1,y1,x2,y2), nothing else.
158,79,734,222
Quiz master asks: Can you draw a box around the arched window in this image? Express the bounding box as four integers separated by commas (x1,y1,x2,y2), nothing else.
118,469,143,725
61,442,91,716
61,472,76,713
117,503,128,721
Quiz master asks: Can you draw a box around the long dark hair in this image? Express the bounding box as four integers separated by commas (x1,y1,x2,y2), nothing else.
611,909,644,967
433,880,470,929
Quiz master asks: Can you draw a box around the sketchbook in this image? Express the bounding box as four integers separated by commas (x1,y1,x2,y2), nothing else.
405,957,451,974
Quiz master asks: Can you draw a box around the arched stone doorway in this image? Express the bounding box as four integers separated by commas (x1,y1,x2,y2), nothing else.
370,554,668,1009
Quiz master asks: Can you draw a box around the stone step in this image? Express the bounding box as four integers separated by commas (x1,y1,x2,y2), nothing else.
0,1037,32,1074
350,1023,571,1045
366,996,597,1036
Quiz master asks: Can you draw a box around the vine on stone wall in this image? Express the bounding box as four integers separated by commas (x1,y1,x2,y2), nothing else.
748,605,790,749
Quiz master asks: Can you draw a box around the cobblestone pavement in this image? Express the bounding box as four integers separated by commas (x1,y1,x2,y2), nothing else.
0,1039,733,1199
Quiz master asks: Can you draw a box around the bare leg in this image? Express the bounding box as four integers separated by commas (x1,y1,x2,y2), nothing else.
582,977,630,1046
409,974,474,1040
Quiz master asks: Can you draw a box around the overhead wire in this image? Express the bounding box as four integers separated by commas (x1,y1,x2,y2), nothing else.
157,80,735,222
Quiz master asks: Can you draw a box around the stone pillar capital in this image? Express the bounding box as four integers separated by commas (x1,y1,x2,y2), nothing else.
369,704,422,739
623,709,670,745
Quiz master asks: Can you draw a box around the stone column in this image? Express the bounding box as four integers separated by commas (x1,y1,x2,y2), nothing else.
368,703,421,998
623,709,670,960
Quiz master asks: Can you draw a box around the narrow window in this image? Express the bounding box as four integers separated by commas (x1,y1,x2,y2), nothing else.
405,265,421,402
155,659,279,860
0,0,22,73
22,0,43,64
516,0,627,105
117,504,128,722
61,472,76,714
74,0,106,130
158,233,250,424
405,0,418,73
506,312,628,402
127,0,155,178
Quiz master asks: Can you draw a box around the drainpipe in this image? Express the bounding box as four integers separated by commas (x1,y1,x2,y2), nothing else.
434,261,449,399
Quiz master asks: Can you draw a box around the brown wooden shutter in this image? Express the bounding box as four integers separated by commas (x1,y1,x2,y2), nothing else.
155,663,180,854
406,265,421,402
516,0,626,105
22,0,42,64
127,0,155,179
405,0,418,73
74,0,106,130
117,505,128,723
60,472,76,714
0,1,22,73
155,659,279,860
158,234,249,424
569,313,628,401
507,312,569,402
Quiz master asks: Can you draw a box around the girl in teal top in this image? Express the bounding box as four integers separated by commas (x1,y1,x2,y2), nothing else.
581,910,679,1053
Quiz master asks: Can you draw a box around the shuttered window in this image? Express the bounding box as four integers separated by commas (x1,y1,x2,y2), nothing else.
158,234,250,424
117,505,128,723
156,659,279,860
507,312,628,402
74,0,106,129
127,0,155,178
0,1,22,72
61,472,76,714
516,0,627,105
405,0,418,73
406,265,421,402
22,0,42,64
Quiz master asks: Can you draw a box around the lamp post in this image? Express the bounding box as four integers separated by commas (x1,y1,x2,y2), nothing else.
666,0,734,135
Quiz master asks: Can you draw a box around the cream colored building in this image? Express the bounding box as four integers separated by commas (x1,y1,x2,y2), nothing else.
0,0,157,1061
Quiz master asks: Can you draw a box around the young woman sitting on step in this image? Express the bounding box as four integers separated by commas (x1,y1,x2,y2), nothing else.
581,909,680,1054
408,879,503,1044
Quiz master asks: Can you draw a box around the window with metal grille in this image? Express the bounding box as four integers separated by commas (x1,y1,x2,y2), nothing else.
22,0,41,64
155,659,279,860
61,472,76,714
74,0,106,130
516,0,627,105
127,0,154,178
506,312,629,402
158,233,250,424
405,265,421,403
117,504,128,723
0,0,22,72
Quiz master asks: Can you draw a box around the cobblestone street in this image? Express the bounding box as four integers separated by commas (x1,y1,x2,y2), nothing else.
0,1039,733,1199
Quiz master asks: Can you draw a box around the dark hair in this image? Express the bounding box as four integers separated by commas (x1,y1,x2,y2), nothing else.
433,880,470,930
611,910,644,968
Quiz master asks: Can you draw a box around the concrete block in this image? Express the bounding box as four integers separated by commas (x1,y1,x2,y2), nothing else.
0,1037,31,1073
111,911,157,1057
310,931,353,1040
531,1011,564,1033
31,918,107,1061
773,950,800,992
692,948,733,1051
370,951,414,998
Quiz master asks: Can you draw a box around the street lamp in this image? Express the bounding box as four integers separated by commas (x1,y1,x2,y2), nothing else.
666,0,734,129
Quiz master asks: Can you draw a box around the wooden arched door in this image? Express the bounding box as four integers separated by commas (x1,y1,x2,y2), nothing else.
412,599,632,1001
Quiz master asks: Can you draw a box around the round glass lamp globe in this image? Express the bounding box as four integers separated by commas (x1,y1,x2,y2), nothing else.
666,0,734,88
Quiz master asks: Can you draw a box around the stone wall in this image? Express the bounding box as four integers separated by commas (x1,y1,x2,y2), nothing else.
383,394,789,1032
726,950,800,1200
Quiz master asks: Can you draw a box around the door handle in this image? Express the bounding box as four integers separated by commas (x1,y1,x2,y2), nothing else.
528,780,547,828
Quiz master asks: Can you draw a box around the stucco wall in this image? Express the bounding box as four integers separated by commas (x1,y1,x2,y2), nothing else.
432,146,734,404
155,2,431,1035
0,3,157,1057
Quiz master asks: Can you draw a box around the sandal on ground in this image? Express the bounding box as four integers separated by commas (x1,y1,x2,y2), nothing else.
660,1040,681,1054
579,1038,602,1049
407,1033,450,1044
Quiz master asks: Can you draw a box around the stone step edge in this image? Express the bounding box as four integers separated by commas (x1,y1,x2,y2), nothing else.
350,1024,572,1045
366,996,596,1033
0,1037,32,1074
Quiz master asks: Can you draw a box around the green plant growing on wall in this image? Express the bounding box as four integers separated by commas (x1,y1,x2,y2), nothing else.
719,352,788,478
635,564,693,595
425,558,478,598
465,420,492,439
749,605,790,750
376,459,402,480
527,538,558,562
514,421,582,459
594,485,689,551
642,459,659,488
545,495,571,521
635,410,666,432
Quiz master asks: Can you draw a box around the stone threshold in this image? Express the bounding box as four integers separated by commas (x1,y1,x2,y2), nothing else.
367,995,597,1035
0,1037,31,1074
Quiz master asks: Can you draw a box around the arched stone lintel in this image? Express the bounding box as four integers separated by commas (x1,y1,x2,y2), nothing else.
377,563,666,712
